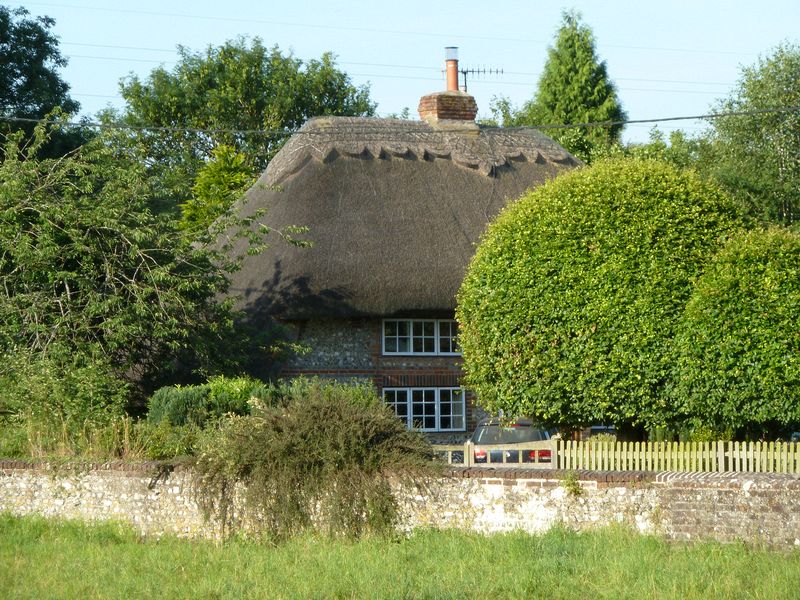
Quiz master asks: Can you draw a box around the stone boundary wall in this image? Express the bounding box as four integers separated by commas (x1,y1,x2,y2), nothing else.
2,460,799,548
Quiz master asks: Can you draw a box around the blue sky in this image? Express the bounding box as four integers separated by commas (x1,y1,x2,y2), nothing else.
10,0,800,143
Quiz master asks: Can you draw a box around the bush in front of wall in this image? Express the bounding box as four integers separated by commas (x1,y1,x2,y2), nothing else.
192,378,436,543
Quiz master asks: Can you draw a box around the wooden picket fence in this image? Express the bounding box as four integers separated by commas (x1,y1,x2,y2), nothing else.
558,440,800,473
437,440,800,473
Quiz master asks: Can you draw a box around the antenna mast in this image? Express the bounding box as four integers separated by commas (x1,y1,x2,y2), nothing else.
442,47,503,93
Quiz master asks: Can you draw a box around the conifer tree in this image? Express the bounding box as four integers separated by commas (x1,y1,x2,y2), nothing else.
511,11,626,160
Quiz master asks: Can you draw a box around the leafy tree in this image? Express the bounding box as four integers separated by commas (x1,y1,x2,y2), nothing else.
594,127,711,171
671,228,800,437
498,11,626,161
112,38,375,214
0,123,270,408
180,144,254,231
456,159,745,433
0,6,87,157
706,43,800,226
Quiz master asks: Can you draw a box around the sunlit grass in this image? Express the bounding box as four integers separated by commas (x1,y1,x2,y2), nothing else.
2,514,799,599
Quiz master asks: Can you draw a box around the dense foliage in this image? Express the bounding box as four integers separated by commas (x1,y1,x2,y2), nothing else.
0,346,128,429
672,228,800,436
0,124,273,420
0,374,269,460
0,6,87,157
193,378,434,541
594,127,711,172
604,44,800,227
148,376,267,427
112,38,375,214
705,43,800,226
457,158,745,432
492,11,626,161
179,144,254,231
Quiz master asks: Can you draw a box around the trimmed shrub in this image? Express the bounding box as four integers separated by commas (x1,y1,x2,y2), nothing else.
147,375,265,427
457,158,745,430
193,378,435,542
147,385,211,427
206,375,268,418
671,228,800,436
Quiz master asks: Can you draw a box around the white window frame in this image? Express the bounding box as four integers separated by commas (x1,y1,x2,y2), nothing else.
382,319,461,356
383,387,466,432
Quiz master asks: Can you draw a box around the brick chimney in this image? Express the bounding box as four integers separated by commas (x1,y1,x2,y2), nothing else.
418,47,479,133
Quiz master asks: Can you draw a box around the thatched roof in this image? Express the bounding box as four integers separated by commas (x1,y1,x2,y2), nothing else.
225,116,579,320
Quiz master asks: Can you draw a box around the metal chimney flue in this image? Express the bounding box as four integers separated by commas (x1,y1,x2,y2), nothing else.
444,46,459,91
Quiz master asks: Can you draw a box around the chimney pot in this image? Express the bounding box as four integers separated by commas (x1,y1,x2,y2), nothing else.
445,46,459,91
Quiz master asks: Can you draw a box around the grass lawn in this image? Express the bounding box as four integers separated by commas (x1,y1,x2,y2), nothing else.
2,514,799,599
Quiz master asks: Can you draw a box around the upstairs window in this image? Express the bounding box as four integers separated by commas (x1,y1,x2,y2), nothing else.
382,319,460,355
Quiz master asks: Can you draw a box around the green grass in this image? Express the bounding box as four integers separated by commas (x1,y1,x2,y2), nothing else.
2,514,799,599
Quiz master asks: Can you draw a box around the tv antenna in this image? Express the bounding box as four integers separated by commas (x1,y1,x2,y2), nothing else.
443,47,503,93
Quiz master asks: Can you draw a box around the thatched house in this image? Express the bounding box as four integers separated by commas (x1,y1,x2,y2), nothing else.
226,59,579,442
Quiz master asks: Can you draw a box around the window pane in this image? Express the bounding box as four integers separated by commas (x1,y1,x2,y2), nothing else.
411,389,437,430
384,389,408,422
385,321,397,336
397,321,409,336
451,400,463,416
440,398,452,429
438,389,465,431
385,338,397,353
410,321,436,354
397,338,409,353
451,413,464,430
438,320,459,354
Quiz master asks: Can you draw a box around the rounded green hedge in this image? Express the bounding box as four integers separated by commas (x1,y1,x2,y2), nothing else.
671,228,800,434
147,375,265,427
456,158,745,429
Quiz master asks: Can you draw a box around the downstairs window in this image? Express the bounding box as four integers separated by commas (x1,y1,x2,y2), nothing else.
383,387,466,432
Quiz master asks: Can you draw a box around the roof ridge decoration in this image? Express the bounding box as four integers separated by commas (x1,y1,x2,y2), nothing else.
264,117,578,184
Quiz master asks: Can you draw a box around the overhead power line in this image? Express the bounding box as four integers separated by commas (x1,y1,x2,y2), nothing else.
1,106,797,137
18,1,758,56
59,42,737,87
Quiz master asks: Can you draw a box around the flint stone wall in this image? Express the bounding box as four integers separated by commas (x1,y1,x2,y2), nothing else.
2,461,799,548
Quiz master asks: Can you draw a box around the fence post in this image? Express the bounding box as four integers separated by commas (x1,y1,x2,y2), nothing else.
553,438,560,469
464,440,473,468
